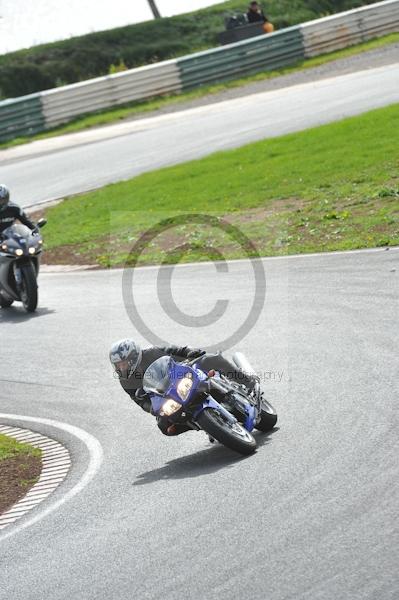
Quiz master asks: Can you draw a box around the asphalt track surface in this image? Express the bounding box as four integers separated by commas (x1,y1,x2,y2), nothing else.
1,248,398,599
0,63,398,209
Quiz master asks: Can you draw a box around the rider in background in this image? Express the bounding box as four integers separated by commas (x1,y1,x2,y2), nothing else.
246,1,268,23
0,185,37,236
109,339,258,435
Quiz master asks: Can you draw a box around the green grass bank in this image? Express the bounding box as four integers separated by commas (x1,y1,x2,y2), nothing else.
37,103,399,268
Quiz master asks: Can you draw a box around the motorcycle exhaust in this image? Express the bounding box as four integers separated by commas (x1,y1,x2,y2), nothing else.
232,352,261,406
232,352,258,379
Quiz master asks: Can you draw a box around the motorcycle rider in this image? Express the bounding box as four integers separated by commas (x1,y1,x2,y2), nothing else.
0,185,37,236
109,339,258,436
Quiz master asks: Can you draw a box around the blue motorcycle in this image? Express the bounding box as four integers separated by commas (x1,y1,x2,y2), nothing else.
143,352,277,456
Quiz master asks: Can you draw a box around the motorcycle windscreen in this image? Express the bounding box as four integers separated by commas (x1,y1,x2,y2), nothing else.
3,224,32,239
143,355,172,395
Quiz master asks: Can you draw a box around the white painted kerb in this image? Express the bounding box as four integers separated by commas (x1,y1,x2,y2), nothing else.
0,424,71,530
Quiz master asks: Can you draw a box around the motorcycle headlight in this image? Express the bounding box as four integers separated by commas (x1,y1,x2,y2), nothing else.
15,249,23,256
1,243,7,251
160,399,182,417
28,247,36,254
177,375,193,401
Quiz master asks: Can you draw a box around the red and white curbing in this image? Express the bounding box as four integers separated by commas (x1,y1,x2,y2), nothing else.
0,424,71,530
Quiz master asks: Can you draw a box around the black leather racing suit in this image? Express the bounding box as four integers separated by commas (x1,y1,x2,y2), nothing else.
0,203,36,235
246,8,268,23
119,345,256,435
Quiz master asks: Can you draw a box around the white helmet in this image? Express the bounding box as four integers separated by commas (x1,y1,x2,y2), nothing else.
109,339,142,379
0,184,10,209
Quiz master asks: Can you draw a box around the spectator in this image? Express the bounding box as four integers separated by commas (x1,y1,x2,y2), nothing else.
246,1,268,24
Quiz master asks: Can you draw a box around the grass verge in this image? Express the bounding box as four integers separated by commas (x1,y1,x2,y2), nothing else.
0,434,41,461
1,32,398,151
35,103,399,268
0,433,42,514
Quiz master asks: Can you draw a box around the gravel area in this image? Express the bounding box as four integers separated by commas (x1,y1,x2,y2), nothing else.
125,41,399,121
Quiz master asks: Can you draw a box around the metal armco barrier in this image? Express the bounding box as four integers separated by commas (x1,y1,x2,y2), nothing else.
0,94,44,142
0,0,397,142
177,27,304,90
41,60,182,128
301,0,399,56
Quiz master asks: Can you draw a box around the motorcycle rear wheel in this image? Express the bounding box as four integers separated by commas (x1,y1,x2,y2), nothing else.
256,398,278,432
20,263,38,312
197,408,256,455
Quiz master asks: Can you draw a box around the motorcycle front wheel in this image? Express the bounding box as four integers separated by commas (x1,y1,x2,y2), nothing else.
197,408,256,455
20,263,38,312
0,293,13,308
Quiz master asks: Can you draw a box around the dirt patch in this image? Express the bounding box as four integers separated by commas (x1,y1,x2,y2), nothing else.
0,455,42,515
40,243,101,267
30,193,399,268
34,198,300,266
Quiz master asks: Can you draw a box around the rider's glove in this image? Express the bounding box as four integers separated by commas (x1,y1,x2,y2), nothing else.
134,388,152,413
187,349,206,359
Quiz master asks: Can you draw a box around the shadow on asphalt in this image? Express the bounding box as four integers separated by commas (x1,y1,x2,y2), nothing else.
0,306,55,322
133,428,279,486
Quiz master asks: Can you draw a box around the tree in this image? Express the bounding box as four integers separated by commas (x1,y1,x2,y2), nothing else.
147,0,161,19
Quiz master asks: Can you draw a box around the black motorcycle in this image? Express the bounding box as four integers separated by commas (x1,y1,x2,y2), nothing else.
0,219,47,313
